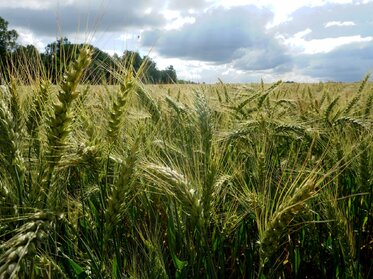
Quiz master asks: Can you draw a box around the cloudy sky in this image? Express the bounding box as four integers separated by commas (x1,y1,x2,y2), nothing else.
1,0,373,83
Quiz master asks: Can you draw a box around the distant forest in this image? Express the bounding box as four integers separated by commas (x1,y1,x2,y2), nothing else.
0,16,181,84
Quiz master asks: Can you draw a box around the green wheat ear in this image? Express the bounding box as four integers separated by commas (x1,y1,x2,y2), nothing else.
50,46,92,147
107,74,134,142
104,139,139,246
26,80,51,156
40,46,92,203
0,81,26,209
363,91,373,118
135,83,161,123
0,211,59,279
27,80,51,135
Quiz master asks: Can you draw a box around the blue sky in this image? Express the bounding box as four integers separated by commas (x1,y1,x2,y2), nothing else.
1,0,373,83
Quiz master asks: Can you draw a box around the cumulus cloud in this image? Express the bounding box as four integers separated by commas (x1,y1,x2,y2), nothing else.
273,2,373,40
279,31,373,54
267,0,373,81
296,41,373,81
3,0,166,36
142,5,291,71
232,46,291,72
15,27,45,49
164,16,196,30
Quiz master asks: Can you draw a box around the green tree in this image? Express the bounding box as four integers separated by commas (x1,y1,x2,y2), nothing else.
10,44,41,81
122,50,142,73
0,16,18,80
0,16,18,56
160,65,177,84
42,37,75,82
143,56,160,83
165,65,177,83
85,45,117,84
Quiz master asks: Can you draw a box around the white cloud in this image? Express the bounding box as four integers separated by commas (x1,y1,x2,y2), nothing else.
118,33,136,41
325,21,356,27
203,0,359,28
279,33,373,54
293,28,312,39
271,71,319,83
161,9,181,20
15,27,45,50
101,48,119,56
151,52,301,83
150,54,206,81
250,0,355,28
164,16,196,30
144,7,152,14
355,0,373,4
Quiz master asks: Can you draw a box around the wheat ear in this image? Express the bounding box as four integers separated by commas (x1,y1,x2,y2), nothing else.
41,47,92,203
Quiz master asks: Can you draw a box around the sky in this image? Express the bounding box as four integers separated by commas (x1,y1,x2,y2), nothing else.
1,0,373,83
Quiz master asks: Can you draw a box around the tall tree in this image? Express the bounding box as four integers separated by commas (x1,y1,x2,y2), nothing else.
43,37,77,82
0,17,18,56
160,65,177,84
142,56,160,83
0,16,18,80
165,65,177,83
122,50,142,73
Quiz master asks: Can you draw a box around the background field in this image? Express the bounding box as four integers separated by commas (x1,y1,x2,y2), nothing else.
0,49,372,278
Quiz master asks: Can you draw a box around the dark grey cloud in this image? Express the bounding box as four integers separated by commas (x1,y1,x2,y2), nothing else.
296,42,373,81
2,0,165,36
142,6,292,71
273,2,373,40
232,44,292,72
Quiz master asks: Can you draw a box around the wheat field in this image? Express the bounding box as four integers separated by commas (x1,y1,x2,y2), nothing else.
0,47,372,278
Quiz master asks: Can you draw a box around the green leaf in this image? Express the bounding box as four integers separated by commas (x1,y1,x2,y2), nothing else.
167,214,188,272
68,259,88,278
112,257,118,279
173,254,188,271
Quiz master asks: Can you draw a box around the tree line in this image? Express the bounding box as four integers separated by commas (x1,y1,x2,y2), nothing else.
0,16,178,84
